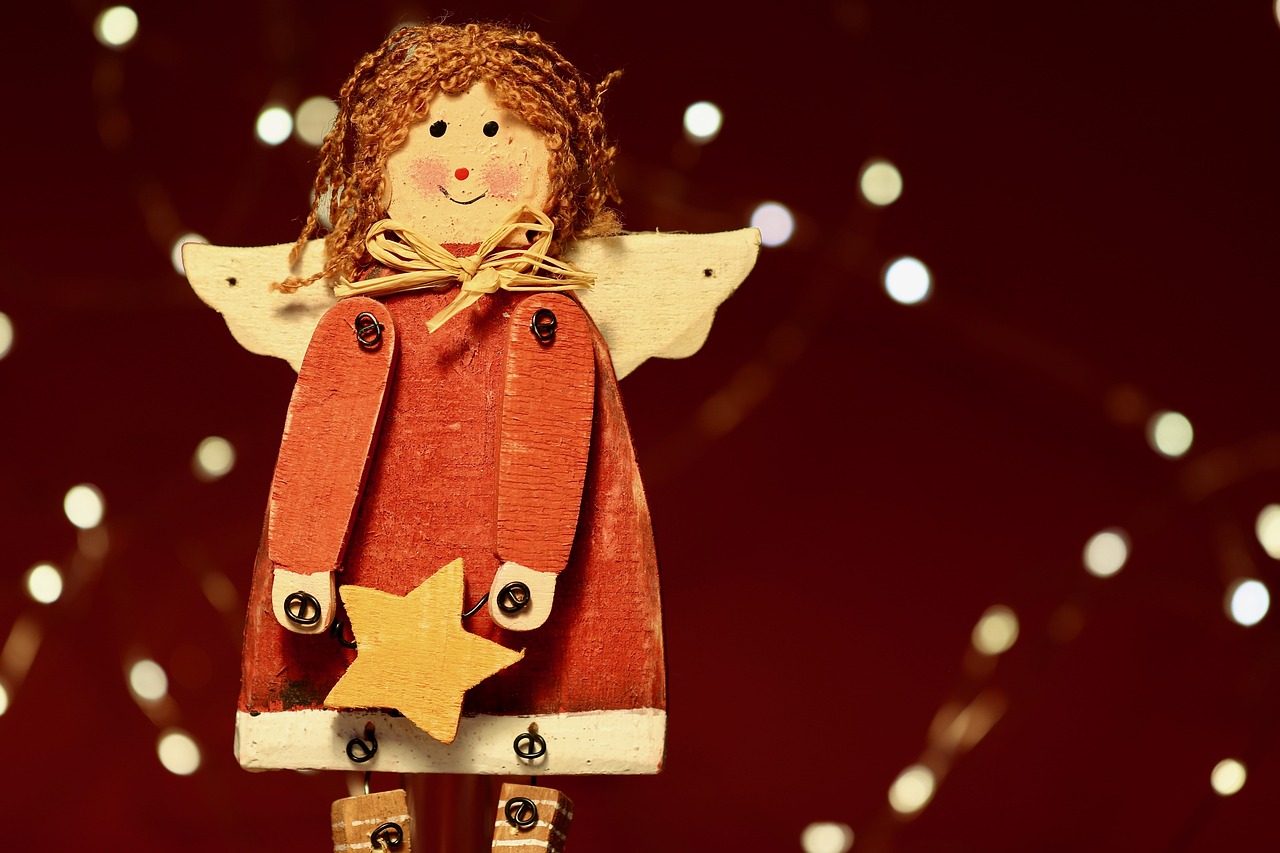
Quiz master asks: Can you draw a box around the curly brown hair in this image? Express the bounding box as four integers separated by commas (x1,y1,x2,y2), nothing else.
278,22,622,292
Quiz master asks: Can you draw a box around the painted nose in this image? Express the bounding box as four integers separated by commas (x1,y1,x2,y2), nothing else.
455,167,469,181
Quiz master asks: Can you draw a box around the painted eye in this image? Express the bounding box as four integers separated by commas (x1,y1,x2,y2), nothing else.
482,121,499,138
429,120,447,138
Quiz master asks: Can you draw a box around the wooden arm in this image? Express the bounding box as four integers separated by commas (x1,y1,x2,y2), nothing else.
496,294,595,574
267,297,396,575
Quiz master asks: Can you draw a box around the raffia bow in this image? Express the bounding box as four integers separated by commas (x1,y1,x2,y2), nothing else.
333,206,594,333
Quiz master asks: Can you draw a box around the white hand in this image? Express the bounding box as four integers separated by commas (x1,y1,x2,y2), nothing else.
488,562,556,631
271,568,337,634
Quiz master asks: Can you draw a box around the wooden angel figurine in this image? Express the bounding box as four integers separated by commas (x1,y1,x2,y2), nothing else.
185,22,758,776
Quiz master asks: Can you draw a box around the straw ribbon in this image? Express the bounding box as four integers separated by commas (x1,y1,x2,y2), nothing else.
333,206,594,333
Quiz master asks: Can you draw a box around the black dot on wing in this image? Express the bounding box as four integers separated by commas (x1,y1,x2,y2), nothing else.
483,120,499,137
429,120,447,137
703,269,714,277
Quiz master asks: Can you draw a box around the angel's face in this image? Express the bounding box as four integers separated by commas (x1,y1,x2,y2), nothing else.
384,83,552,245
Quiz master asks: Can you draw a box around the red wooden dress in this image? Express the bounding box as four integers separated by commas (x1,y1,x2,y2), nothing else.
234,259,667,774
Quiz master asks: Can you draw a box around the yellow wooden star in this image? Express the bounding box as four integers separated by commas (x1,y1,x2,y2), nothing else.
324,558,524,743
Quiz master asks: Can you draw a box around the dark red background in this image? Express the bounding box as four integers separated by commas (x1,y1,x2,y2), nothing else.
3,1,1279,850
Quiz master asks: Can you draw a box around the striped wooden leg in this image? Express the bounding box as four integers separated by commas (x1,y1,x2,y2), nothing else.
332,789,413,852
492,783,573,853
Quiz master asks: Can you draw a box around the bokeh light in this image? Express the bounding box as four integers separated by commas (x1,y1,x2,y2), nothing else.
1226,579,1269,627
64,484,105,529
1083,528,1129,577
0,311,12,360
295,96,339,147
129,659,169,702
859,158,903,206
256,106,294,146
883,257,931,305
170,233,206,275
888,764,936,814
157,730,201,775
25,563,62,605
202,571,239,615
0,682,8,716
94,6,138,49
193,436,236,481
683,101,723,143
1256,504,1280,559
972,605,1019,656
2,617,42,687
800,822,854,853
751,202,795,247
1211,758,1246,796
1146,410,1193,458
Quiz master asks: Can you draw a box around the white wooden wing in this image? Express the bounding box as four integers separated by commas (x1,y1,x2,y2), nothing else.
566,228,759,379
183,228,759,379
184,239,336,372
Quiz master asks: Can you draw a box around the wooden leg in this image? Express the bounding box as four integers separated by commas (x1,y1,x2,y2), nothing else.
491,783,574,853
331,788,413,853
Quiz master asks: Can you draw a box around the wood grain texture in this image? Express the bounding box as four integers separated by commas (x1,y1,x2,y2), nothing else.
183,238,329,370
492,783,573,853
488,562,557,631
267,297,395,576
498,294,594,574
236,288,667,771
324,559,525,743
235,707,666,773
570,228,760,378
331,789,413,853
271,567,336,633
183,228,759,378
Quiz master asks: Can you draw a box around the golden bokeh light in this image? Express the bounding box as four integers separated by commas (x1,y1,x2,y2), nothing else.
1146,410,1193,458
888,764,936,814
859,158,903,206
1210,758,1246,796
1083,528,1129,578
972,605,1020,656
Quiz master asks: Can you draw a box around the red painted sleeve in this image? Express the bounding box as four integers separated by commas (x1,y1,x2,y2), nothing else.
496,293,595,574
267,297,396,575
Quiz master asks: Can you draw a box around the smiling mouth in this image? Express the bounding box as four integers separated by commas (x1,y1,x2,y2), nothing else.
439,186,488,205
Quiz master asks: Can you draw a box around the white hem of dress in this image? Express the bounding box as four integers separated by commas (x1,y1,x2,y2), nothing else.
234,707,666,774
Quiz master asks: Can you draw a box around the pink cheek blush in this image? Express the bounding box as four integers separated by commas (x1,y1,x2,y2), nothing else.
407,157,451,197
484,162,526,201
